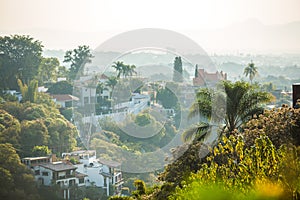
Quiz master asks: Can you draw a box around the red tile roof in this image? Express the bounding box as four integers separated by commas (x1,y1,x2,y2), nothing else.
51,94,79,102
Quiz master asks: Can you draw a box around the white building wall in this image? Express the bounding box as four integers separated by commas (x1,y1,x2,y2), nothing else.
35,166,53,186
78,154,97,166
75,163,105,187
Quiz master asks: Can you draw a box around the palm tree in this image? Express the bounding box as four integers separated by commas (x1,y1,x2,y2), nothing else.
244,61,258,84
112,61,125,78
106,76,118,98
112,62,137,78
96,82,105,94
106,76,118,90
183,81,273,141
123,64,137,78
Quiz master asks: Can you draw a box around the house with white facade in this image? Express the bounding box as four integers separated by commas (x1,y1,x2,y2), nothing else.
22,156,87,199
62,150,124,196
51,94,79,108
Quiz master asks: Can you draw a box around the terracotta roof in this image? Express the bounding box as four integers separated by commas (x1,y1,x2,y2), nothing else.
99,74,109,79
39,162,77,172
52,94,79,102
98,159,121,168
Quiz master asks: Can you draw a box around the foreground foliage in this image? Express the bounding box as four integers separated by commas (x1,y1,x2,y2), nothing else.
170,135,300,199
141,106,300,200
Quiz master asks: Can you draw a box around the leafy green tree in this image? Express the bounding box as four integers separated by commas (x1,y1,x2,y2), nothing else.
64,45,93,80
83,186,107,200
0,100,77,156
173,56,183,82
135,113,151,126
20,119,49,156
57,65,68,78
0,109,21,148
60,107,73,121
156,82,179,109
38,57,60,84
47,80,73,94
132,179,146,197
244,61,258,84
18,79,38,103
31,145,51,156
35,92,59,108
0,35,43,90
45,117,77,154
0,143,40,200
155,141,204,199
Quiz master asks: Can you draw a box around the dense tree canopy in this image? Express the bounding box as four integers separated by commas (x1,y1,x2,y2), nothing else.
0,35,43,90
0,100,77,157
156,82,179,109
64,45,93,80
47,80,73,95
20,119,49,156
0,109,20,148
0,143,40,200
37,57,60,84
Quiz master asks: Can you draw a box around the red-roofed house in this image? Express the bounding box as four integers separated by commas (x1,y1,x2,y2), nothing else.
193,67,227,87
51,94,79,108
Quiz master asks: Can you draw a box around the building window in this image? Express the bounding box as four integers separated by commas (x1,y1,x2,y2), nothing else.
79,178,84,184
35,170,40,175
65,101,72,107
84,97,89,104
42,172,49,176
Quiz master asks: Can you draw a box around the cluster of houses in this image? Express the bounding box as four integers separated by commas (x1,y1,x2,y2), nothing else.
21,150,124,199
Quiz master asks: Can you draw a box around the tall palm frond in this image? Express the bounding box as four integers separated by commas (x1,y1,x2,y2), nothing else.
185,80,273,141
112,61,124,78
244,61,258,83
182,122,210,142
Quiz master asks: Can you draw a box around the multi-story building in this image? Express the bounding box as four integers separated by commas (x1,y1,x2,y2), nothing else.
62,150,124,196
22,156,87,199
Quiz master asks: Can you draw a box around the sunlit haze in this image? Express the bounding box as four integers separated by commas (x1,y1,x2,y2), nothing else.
1,0,300,53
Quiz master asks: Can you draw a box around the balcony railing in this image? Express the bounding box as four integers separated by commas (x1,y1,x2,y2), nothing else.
54,174,76,180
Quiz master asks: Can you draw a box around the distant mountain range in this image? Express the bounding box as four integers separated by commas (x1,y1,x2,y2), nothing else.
197,19,300,54
1,19,300,54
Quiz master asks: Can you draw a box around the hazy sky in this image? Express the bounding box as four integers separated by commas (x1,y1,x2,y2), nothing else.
1,0,300,51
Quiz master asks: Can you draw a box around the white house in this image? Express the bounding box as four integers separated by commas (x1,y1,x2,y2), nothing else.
22,156,87,199
51,94,79,108
62,150,124,196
